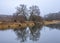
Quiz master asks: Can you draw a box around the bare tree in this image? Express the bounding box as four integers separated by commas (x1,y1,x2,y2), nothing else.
16,4,28,18
29,5,43,23
13,4,28,22
29,5,40,16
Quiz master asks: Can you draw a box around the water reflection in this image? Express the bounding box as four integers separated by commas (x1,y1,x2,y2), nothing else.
14,27,27,42
0,24,60,43
29,25,42,41
46,24,60,30
13,25,43,42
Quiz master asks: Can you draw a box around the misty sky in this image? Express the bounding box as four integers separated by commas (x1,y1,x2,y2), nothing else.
0,0,60,16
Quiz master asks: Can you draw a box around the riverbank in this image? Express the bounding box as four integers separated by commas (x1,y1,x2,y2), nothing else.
0,20,60,30
44,20,60,25
0,21,35,30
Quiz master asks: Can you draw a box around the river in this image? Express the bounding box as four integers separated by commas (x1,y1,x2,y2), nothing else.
0,24,60,43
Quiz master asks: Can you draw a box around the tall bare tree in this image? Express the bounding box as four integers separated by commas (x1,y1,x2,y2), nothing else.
29,5,43,23
13,4,28,22
29,5,40,16
16,4,28,17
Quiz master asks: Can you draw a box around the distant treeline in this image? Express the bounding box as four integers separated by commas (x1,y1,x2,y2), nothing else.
44,12,60,21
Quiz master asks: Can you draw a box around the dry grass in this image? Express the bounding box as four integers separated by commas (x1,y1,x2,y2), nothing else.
0,20,60,30
0,21,35,30
44,20,60,25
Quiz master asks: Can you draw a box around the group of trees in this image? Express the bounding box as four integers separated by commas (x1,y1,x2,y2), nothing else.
0,4,60,23
1,4,60,23
13,4,42,23
0,4,43,23
44,12,60,21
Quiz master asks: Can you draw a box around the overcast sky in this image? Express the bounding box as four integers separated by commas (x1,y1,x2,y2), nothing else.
0,0,60,16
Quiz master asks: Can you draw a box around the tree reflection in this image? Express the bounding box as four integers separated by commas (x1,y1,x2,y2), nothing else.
14,25,43,42
29,25,42,41
46,24,60,30
14,27,27,42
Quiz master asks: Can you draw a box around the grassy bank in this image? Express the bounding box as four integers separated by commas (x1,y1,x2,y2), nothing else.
0,20,60,30
0,21,35,30
44,20,60,25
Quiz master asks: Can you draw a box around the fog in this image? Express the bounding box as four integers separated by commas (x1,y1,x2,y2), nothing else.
0,0,60,16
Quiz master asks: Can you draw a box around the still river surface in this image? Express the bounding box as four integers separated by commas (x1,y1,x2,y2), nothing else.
0,24,60,43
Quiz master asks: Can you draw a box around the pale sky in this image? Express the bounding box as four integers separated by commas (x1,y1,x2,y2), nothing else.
0,0,60,16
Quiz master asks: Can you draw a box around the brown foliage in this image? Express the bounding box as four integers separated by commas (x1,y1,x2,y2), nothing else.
13,15,26,23
29,15,43,22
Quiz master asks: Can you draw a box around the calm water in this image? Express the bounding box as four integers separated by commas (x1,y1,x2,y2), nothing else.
0,24,60,43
